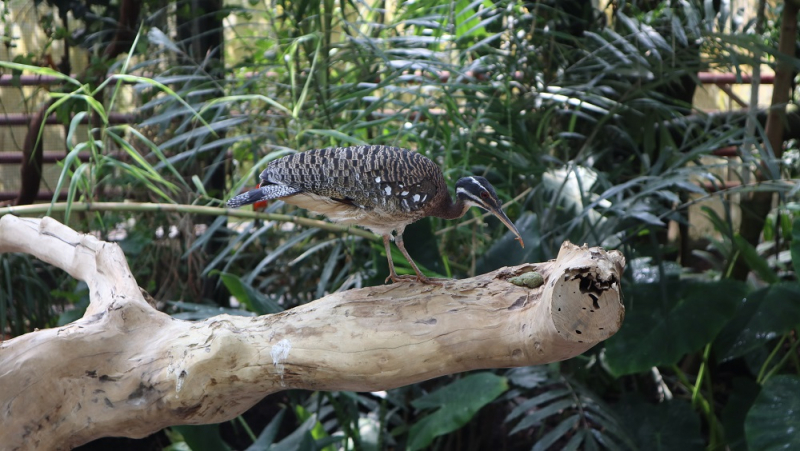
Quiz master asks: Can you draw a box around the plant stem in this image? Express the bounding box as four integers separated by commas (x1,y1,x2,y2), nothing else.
757,334,788,384
761,334,800,384
0,202,379,241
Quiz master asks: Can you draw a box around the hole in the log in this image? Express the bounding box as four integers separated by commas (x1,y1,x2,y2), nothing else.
577,274,614,298
558,308,562,312
86,370,97,378
589,293,600,309
99,374,120,382
575,329,582,334
599,327,604,330
415,318,437,325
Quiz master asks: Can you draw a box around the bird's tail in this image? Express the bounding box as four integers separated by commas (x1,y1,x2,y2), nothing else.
226,188,265,208
226,184,301,208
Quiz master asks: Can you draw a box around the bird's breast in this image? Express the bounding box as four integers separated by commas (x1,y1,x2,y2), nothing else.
282,192,426,235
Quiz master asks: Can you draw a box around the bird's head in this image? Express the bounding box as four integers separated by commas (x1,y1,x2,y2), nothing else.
455,176,524,248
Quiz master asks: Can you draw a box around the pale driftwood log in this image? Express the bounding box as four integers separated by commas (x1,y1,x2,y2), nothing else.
0,215,625,450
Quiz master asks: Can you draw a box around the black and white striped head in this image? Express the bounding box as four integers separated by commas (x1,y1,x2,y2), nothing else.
455,176,524,248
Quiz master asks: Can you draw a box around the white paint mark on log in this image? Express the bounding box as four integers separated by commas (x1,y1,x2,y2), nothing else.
271,339,292,385
271,339,291,364
176,370,187,393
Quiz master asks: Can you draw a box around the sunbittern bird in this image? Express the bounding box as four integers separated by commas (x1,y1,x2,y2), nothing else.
227,145,524,284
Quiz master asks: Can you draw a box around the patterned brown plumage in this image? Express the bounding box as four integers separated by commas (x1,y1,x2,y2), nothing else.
264,146,446,222
227,145,523,284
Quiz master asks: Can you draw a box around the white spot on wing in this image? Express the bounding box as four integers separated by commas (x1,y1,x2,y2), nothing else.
401,191,409,196
375,177,381,183
413,194,420,202
384,186,392,195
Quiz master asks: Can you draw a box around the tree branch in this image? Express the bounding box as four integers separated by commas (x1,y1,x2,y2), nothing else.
0,216,625,450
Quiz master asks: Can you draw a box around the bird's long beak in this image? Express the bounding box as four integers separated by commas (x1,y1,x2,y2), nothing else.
488,206,524,249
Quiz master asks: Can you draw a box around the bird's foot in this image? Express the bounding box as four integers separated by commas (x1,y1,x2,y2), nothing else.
385,274,446,286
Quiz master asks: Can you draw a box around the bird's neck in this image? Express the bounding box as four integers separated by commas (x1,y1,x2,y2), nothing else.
436,197,470,220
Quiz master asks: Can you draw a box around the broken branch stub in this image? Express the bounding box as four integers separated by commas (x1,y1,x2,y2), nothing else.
0,215,625,449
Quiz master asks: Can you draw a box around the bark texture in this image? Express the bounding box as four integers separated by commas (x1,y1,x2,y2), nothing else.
0,215,625,450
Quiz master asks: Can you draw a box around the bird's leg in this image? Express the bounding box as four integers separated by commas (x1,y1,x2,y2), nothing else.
382,234,405,284
391,234,443,286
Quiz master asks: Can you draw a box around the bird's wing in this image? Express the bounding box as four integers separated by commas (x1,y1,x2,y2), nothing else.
260,146,445,212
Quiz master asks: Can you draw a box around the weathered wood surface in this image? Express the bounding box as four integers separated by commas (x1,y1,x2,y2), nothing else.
0,215,625,450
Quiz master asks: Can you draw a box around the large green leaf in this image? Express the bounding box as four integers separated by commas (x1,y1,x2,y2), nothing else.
171,424,231,451
792,217,800,275
745,375,800,450
219,272,283,315
714,283,800,362
408,372,508,451
721,378,761,451
246,409,286,450
604,280,747,376
614,393,703,451
733,234,779,284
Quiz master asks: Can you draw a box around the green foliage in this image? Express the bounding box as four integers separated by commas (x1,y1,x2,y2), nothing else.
505,366,635,450
745,375,800,450
4,0,800,449
246,408,286,450
605,279,747,376
792,217,800,274
714,283,800,362
408,372,507,450
721,378,761,451
615,394,704,451
170,424,232,451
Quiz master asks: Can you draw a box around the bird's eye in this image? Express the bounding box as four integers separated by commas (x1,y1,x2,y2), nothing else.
480,191,490,200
